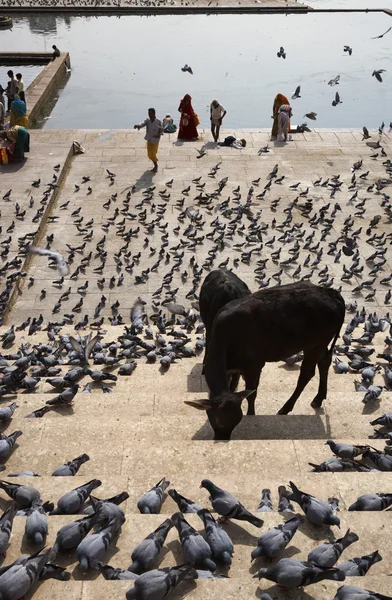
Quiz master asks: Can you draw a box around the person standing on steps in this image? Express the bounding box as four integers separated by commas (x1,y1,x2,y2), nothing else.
134,108,163,173
5,70,18,112
210,99,226,142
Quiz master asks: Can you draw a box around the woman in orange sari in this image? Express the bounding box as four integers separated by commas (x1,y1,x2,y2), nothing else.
271,93,290,140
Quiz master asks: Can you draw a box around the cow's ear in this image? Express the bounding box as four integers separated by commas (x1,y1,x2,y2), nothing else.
184,399,213,411
234,389,255,403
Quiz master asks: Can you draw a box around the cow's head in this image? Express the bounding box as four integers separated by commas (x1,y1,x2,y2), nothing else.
185,389,254,440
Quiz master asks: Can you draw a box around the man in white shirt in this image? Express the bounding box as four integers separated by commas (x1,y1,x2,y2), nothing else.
134,108,163,173
210,99,227,142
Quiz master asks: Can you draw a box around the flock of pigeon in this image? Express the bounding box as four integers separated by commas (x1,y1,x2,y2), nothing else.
0,125,392,597
0,471,391,598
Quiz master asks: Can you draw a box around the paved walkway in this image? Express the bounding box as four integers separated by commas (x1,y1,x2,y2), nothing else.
0,127,392,598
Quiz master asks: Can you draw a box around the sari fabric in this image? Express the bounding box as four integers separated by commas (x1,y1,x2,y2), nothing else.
2,126,30,161
178,94,198,140
271,93,290,139
10,98,28,128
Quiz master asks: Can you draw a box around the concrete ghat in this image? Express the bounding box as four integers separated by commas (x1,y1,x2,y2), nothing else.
0,128,392,599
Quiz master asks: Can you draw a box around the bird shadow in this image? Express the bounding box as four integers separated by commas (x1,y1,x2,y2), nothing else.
298,520,336,543
222,520,260,547
362,400,381,415
165,538,183,563
249,545,301,575
255,584,315,600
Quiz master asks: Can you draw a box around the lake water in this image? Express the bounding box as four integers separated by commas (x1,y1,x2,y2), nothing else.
2,10,392,129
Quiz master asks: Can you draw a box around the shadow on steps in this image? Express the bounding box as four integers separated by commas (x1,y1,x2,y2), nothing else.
192,414,332,441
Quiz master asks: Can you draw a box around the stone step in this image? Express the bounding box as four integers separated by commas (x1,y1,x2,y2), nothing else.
1,473,392,516
7,575,392,600
3,513,391,580
1,435,388,478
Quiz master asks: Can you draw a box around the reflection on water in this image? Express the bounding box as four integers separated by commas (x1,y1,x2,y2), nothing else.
3,12,392,129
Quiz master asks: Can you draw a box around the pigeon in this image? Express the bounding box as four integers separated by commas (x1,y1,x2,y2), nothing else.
334,585,392,600
53,513,97,553
325,440,371,460
253,557,345,588
0,480,41,509
307,529,359,567
343,45,353,55
0,430,22,461
168,489,203,513
200,479,263,528
25,500,48,546
348,492,392,511
371,412,392,427
181,64,193,74
288,481,340,527
363,448,392,471
291,86,301,99
0,402,18,422
77,517,119,572
372,69,386,82
197,508,234,565
50,479,101,514
99,562,139,580
172,512,217,570
28,246,70,276
257,488,274,512
0,548,53,599
137,477,170,514
332,91,343,106
126,565,196,600
338,550,382,576
277,46,286,59
304,112,317,120
251,515,304,560
128,518,174,574
328,75,340,86
0,503,15,556
51,453,90,476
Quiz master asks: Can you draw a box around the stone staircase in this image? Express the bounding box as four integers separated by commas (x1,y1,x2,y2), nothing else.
1,129,392,599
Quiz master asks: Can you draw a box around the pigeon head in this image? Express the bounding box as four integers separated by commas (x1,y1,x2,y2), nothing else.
185,389,254,440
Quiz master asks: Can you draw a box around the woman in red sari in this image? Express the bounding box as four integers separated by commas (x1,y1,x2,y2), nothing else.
178,94,199,140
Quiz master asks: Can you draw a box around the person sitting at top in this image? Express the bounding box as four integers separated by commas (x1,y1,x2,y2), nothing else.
16,73,25,103
52,45,60,59
5,70,18,112
177,94,199,140
210,99,227,142
162,113,177,133
271,92,290,141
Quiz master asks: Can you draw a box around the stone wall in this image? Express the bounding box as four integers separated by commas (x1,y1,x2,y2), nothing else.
27,52,71,127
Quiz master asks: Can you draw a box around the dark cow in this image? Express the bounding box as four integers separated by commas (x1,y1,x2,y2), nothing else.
199,269,251,379
186,282,345,440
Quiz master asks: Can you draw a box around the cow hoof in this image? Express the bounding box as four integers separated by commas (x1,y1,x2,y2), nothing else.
311,397,323,409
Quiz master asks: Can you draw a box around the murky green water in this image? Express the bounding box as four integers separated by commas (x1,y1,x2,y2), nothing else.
2,11,392,128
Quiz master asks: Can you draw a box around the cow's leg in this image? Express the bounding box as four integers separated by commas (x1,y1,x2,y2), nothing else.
243,363,263,415
277,350,319,415
311,346,332,408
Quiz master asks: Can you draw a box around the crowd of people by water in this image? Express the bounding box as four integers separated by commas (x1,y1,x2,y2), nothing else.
0,69,30,163
0,71,293,168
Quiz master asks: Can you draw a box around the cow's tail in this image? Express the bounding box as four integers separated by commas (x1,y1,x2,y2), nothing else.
329,326,342,356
